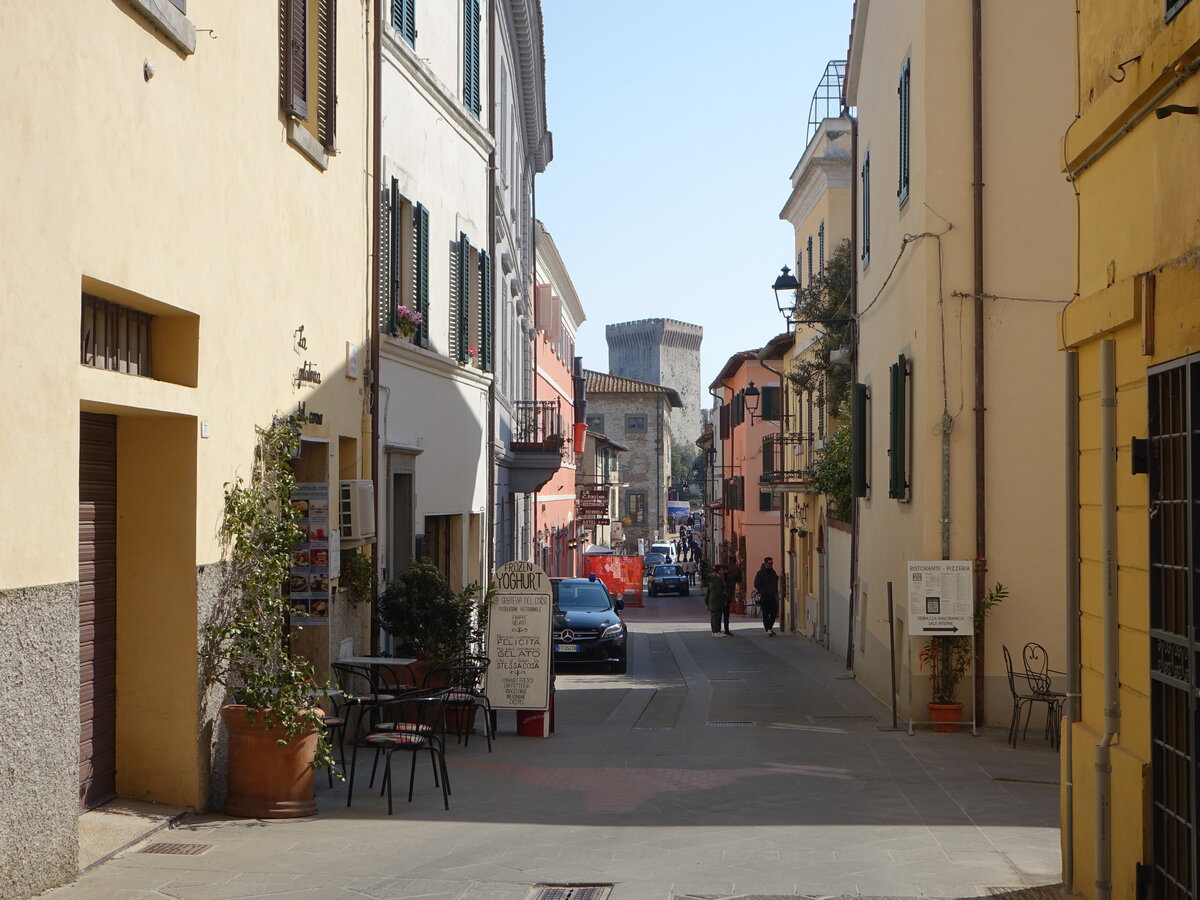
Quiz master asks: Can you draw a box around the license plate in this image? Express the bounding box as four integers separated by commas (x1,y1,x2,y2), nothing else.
556,644,580,653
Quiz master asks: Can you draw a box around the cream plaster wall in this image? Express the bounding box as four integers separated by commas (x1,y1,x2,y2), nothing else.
848,0,1073,726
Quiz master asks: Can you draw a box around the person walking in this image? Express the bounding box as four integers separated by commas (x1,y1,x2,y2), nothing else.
753,557,780,636
705,564,727,636
721,562,741,635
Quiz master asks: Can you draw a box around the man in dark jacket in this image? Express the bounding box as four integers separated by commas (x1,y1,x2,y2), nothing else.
721,563,741,635
704,565,727,636
753,557,779,636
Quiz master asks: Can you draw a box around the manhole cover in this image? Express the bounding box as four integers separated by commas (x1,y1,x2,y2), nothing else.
139,842,212,856
530,885,612,900
707,720,754,727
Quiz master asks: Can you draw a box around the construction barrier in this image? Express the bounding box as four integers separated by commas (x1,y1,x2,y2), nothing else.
583,555,644,607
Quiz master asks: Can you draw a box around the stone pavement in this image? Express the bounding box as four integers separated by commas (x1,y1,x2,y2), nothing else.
46,595,1069,900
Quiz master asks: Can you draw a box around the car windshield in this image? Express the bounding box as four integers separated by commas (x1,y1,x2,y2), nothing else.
553,581,613,611
655,565,681,576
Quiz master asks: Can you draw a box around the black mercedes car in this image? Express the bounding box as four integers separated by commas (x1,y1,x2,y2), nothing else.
551,576,628,674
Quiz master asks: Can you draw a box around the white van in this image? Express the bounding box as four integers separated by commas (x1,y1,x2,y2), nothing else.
649,542,674,563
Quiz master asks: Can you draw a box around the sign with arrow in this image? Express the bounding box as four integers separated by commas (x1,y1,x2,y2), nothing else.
906,560,973,635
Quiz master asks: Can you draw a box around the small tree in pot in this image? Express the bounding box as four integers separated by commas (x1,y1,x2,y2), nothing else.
202,415,336,816
378,560,484,662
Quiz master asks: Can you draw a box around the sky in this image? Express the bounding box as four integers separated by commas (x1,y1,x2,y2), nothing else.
537,0,855,393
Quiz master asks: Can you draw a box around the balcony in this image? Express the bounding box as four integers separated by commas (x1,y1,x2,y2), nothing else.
760,432,818,491
508,399,566,492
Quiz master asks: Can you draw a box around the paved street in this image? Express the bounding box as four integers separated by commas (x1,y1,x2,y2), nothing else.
49,596,1065,900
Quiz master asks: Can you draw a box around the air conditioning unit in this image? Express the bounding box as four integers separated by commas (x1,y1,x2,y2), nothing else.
339,479,375,540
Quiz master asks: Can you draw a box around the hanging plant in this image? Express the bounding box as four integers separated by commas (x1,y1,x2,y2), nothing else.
201,414,335,774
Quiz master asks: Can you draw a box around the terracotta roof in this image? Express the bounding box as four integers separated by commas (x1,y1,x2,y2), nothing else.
584,370,683,408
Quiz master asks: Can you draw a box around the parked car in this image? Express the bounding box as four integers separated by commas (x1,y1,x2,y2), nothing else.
641,552,667,573
551,576,628,674
648,563,689,597
649,542,674,562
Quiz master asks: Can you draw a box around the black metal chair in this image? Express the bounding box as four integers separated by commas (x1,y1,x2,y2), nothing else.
1003,645,1060,749
347,690,451,814
423,656,494,751
1022,642,1066,744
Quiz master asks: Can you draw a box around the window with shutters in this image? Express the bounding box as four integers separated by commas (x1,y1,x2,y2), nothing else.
627,491,647,525
450,233,474,364
819,222,826,273
478,250,494,372
391,0,416,47
761,385,781,423
723,476,745,511
861,152,871,266
759,490,781,512
462,0,482,118
731,392,745,427
898,58,910,206
888,355,910,500
380,181,430,349
807,236,814,282
281,0,338,166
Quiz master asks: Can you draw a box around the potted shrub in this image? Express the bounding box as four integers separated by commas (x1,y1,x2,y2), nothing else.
917,582,1008,731
377,559,486,686
202,415,335,817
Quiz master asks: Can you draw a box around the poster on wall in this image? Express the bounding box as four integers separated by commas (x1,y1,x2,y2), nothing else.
289,482,331,626
906,560,973,635
485,561,552,712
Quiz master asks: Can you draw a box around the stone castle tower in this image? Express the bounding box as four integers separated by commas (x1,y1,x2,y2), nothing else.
606,318,703,447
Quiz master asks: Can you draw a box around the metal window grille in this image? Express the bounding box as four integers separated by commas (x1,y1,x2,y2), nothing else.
1149,353,1199,899
80,294,153,377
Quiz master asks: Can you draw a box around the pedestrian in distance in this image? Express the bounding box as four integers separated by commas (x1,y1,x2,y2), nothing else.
753,556,780,636
705,564,727,636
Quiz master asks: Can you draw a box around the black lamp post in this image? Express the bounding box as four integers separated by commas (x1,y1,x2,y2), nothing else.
741,381,761,421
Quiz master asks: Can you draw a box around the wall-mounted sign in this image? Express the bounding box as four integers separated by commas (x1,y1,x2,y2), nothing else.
906,560,973,634
578,488,608,501
289,482,332,626
485,561,552,712
294,361,322,389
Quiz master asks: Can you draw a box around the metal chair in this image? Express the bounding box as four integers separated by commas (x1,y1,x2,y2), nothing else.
1022,641,1067,744
347,690,451,814
423,656,495,751
1003,645,1060,749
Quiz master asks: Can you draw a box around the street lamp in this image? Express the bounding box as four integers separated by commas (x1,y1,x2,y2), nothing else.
741,381,761,421
771,266,802,324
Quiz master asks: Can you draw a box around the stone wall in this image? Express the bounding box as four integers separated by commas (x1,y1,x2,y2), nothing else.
0,582,80,899
606,319,702,448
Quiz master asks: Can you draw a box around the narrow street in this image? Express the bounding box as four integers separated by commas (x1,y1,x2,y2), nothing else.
51,597,1063,900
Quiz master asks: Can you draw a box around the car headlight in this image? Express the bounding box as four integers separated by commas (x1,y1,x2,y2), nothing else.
601,623,625,639
652,577,662,583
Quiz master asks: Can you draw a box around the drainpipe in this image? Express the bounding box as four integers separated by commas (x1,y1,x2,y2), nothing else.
1095,338,1118,900
971,0,988,721
1063,350,1080,890
369,0,383,656
485,0,496,581
846,107,860,671
757,354,790,630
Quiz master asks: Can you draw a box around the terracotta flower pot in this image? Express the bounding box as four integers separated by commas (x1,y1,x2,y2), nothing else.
221,705,319,818
928,701,964,733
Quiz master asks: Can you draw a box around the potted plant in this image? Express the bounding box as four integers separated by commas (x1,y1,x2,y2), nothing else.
339,548,376,606
202,414,336,817
917,582,1008,731
377,559,487,686
395,305,423,339
543,432,566,451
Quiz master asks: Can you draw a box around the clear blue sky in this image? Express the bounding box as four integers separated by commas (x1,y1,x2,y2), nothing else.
537,0,855,394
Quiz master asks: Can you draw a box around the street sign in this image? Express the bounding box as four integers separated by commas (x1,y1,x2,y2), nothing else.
484,561,552,714
906,560,973,634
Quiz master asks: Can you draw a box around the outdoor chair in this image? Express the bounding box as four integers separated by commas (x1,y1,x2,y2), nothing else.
1022,641,1067,744
1003,645,1060,749
346,689,451,814
423,656,495,751
329,661,398,746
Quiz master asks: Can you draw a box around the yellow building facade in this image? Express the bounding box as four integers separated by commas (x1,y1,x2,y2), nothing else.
1061,2,1200,897
0,2,372,895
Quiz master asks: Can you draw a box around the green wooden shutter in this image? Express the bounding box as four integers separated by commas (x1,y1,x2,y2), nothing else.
733,392,744,426
317,0,336,151
382,179,397,336
898,58,910,203
479,250,493,372
759,490,773,512
283,0,307,119
851,382,868,498
889,355,908,499
462,0,481,117
861,153,871,263
392,0,416,45
457,233,471,363
414,203,429,347
761,385,781,422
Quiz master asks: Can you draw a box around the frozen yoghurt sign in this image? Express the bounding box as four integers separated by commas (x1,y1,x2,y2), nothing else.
485,561,552,711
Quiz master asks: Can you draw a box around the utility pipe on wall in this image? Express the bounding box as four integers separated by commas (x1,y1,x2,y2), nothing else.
1063,350,1081,890
369,0,383,656
1095,338,1119,900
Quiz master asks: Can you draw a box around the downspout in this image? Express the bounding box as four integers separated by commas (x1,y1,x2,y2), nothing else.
369,0,383,656
971,0,988,721
1063,350,1080,890
758,354,789,631
485,0,496,581
846,108,860,670
1095,338,1118,900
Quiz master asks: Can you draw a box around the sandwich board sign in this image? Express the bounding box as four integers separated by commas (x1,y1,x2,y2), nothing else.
906,560,973,634
485,561,553,729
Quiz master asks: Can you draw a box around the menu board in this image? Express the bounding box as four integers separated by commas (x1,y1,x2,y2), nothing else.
289,482,331,625
906,560,973,634
485,561,552,710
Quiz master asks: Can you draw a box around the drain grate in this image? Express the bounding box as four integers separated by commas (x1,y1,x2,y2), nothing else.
530,885,612,900
707,720,754,727
709,678,744,683
139,842,212,856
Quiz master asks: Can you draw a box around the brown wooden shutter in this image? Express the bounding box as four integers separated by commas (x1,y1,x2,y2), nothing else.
317,0,336,150
283,0,308,119
719,403,730,440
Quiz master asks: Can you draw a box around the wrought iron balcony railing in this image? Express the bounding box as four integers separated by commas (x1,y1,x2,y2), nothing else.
511,399,568,459
760,432,818,489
